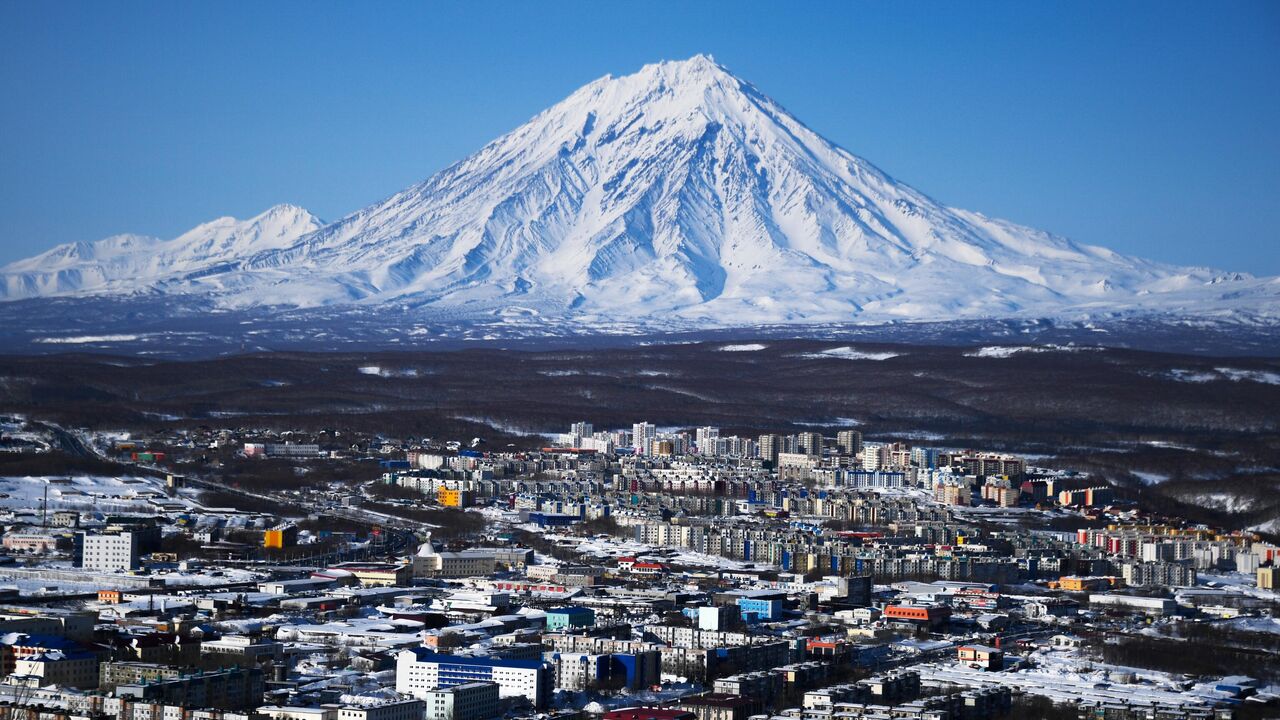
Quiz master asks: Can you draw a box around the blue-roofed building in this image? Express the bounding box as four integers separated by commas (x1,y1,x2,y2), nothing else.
525,512,579,528
1,633,89,676
396,649,553,708
737,597,782,622
545,606,595,632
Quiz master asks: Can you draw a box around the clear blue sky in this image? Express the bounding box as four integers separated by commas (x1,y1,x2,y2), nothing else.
2,1,1278,272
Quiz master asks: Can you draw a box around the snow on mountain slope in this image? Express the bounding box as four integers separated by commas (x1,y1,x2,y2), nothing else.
0,205,323,300
2,55,1276,326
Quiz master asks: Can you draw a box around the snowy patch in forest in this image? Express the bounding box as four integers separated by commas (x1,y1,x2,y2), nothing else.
800,346,899,361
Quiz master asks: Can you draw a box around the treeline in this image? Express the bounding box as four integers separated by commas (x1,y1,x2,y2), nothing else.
0,450,135,477
1090,633,1280,683
361,500,485,539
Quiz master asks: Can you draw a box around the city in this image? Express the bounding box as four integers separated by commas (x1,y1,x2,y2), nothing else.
0,413,1275,720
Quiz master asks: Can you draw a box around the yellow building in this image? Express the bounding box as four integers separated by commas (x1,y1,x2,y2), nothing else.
437,487,473,508
1259,566,1277,590
263,524,298,549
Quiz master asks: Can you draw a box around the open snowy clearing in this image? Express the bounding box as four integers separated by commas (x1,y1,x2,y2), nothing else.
0,474,172,514
965,344,1100,358
1168,367,1280,385
798,346,900,361
33,334,146,344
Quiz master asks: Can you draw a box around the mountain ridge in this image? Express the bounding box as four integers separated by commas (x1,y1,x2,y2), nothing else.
3,55,1277,326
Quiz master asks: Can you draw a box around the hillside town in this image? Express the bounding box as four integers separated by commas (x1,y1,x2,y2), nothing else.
0,416,1277,720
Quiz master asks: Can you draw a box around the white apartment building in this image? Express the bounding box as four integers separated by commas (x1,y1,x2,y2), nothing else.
397,649,551,708
860,443,887,470
796,431,823,456
758,434,781,464
422,682,500,720
569,422,593,444
836,429,862,455
695,426,719,453
777,452,819,480
632,422,656,453
77,531,138,571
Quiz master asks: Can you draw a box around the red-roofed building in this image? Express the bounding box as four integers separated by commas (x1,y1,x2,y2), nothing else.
806,637,854,662
883,604,950,630
617,558,667,576
631,562,667,577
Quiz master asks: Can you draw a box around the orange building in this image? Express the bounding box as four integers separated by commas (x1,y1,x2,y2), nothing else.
883,604,950,629
958,644,1004,670
437,487,474,508
1052,576,1121,592
263,524,298,549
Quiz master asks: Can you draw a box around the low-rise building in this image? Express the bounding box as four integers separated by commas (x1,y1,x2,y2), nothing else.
882,604,950,630
3,533,59,553
200,635,285,665
545,606,595,632
12,648,99,688
414,546,497,579
338,699,426,720
322,562,411,587
957,644,1003,671
674,694,762,720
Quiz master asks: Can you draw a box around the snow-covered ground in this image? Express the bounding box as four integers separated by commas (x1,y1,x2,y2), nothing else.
1132,471,1170,485
919,645,1250,710
1181,492,1259,513
541,533,769,572
1215,367,1280,385
0,565,262,594
964,344,1100,358
1168,367,1280,385
358,365,422,378
0,474,175,514
1181,571,1280,604
793,417,863,428
1225,616,1280,635
797,346,900,361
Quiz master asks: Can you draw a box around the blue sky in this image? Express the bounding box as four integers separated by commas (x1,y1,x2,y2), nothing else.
2,1,1278,272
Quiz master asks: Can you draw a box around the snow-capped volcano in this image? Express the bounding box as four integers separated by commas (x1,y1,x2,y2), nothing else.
2,55,1276,325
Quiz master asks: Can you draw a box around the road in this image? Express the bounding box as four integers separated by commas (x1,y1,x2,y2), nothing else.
42,423,426,569
180,473,420,566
